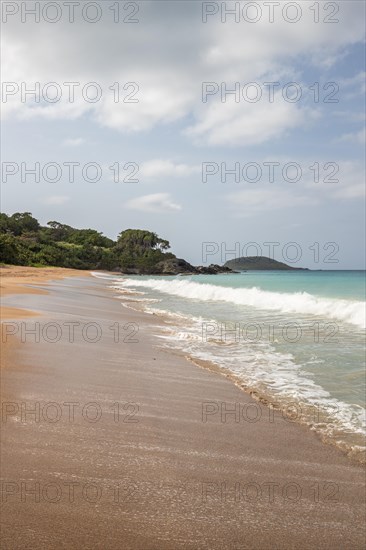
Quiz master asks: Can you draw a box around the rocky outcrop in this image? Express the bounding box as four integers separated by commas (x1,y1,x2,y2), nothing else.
153,261,235,275
117,260,236,275
195,264,235,274
153,258,197,275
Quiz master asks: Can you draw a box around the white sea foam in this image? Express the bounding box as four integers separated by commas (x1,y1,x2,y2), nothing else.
109,280,366,458
116,278,366,329
153,311,366,439
91,272,117,280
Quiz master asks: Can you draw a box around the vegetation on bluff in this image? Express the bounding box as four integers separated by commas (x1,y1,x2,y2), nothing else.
0,212,175,273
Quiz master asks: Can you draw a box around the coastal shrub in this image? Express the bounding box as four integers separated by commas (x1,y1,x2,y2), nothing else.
0,212,175,272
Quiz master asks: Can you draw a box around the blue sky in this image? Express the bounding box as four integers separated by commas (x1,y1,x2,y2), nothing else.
1,0,365,268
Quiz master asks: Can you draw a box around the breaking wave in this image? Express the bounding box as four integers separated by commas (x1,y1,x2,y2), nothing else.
118,278,365,329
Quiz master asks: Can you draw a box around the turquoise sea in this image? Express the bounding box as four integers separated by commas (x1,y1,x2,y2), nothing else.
98,270,366,462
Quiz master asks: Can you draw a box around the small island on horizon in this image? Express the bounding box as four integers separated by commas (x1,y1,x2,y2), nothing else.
224,256,309,271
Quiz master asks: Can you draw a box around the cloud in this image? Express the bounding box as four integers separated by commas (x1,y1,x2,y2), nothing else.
139,159,200,180
125,193,182,212
62,137,85,147
186,98,318,146
338,71,366,100
306,160,366,200
246,157,366,202
226,188,317,216
333,111,366,123
42,195,70,205
2,0,365,146
333,183,366,199
337,128,366,145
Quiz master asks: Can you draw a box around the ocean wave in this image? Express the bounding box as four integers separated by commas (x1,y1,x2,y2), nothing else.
90,271,117,280
112,282,365,460
117,278,365,329
151,313,366,456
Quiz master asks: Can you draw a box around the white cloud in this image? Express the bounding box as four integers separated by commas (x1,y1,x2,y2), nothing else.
249,157,366,202
42,195,70,205
186,98,318,146
333,183,366,199
333,111,366,123
62,137,85,147
226,188,316,216
338,71,366,100
125,193,182,213
337,128,366,145
309,160,366,200
139,159,200,180
1,0,364,146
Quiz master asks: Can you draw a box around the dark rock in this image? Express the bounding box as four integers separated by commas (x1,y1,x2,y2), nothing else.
196,264,234,274
121,267,141,275
116,260,236,276
153,258,197,275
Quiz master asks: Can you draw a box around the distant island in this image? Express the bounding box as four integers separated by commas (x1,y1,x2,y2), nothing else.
224,256,309,271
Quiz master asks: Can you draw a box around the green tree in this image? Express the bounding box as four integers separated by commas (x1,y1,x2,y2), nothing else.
0,234,35,265
0,213,175,272
68,229,114,248
3,212,40,236
46,221,73,242
116,229,170,256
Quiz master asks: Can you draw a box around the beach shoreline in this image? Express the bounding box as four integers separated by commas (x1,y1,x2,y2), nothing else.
0,265,91,320
1,269,365,549
111,274,366,466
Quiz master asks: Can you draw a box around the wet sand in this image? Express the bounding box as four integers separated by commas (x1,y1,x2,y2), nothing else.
0,274,365,549
0,266,90,320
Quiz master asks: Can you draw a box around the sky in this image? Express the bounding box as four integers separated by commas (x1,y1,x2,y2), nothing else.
1,0,365,269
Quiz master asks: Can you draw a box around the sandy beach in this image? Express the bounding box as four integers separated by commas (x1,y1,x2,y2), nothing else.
0,266,89,320
0,269,365,549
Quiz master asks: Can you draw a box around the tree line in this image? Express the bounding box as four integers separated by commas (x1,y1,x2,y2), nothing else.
0,212,175,272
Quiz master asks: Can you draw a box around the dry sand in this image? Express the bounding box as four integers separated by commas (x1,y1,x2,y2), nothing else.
0,270,365,549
